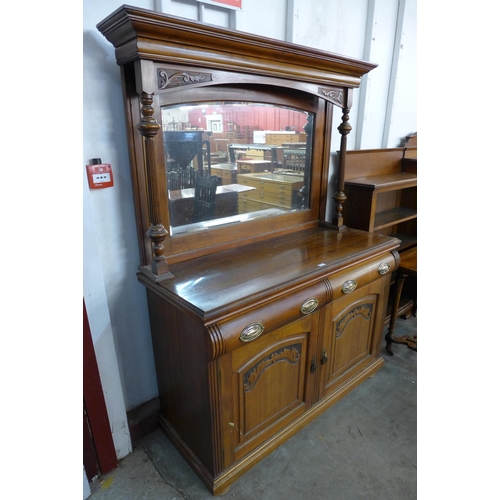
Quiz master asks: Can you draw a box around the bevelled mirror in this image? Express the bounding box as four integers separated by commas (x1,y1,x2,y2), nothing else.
161,102,313,235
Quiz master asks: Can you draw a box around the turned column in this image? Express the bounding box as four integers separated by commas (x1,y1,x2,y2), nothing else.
136,91,173,280
331,106,351,230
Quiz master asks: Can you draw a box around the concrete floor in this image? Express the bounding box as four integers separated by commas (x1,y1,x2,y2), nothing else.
89,316,417,500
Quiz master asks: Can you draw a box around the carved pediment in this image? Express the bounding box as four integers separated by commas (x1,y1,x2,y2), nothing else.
158,69,213,90
318,87,344,107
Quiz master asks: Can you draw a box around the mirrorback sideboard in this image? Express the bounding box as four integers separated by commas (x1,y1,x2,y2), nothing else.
97,6,400,495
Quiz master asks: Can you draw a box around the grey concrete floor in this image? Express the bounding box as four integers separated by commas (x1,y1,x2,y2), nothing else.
89,316,417,500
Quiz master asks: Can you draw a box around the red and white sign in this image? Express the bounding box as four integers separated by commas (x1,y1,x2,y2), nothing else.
196,0,242,10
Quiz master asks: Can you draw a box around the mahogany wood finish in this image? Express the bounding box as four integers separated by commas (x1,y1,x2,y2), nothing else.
97,5,400,495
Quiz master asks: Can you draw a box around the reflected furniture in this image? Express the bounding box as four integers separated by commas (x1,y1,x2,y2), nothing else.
98,6,399,496
169,183,254,226
228,143,274,162
237,172,304,212
385,246,417,354
264,132,307,145
164,130,212,174
192,172,219,223
210,163,237,185
235,159,272,174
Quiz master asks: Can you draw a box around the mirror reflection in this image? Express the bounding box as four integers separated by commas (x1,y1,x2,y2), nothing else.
161,102,313,235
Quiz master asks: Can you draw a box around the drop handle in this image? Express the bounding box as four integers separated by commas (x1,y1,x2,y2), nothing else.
320,349,328,365
310,356,317,373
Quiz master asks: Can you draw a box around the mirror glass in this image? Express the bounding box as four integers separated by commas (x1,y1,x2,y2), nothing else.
161,102,313,235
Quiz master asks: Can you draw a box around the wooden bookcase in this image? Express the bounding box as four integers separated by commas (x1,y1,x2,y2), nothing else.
344,147,417,324
344,148,417,252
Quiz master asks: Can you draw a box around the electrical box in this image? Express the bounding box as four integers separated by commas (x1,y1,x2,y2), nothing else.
86,158,114,189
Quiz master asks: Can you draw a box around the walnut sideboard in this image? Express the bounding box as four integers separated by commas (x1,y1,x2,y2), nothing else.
97,5,400,495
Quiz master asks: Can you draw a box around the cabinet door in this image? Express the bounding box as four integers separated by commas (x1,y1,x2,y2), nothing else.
218,313,318,466
319,278,387,399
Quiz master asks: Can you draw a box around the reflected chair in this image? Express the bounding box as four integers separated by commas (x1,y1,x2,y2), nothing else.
192,171,218,223
167,170,180,191
283,148,306,174
179,166,196,189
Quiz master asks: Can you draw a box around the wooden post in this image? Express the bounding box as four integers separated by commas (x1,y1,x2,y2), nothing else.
331,106,351,230
137,91,174,281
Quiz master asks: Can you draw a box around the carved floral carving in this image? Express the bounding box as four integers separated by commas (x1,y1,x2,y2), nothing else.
336,304,372,338
318,88,344,106
158,69,213,90
243,345,301,392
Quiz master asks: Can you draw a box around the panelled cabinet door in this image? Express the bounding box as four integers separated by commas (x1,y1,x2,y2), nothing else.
320,279,386,399
218,314,318,467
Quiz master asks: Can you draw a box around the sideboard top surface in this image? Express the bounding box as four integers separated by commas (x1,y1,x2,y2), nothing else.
151,227,398,317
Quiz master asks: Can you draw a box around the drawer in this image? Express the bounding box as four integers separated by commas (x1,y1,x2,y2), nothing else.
212,168,236,179
327,252,397,301
238,198,288,212
212,279,331,356
240,190,292,207
237,178,296,195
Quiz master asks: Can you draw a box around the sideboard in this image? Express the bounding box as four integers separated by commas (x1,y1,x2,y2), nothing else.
97,5,400,495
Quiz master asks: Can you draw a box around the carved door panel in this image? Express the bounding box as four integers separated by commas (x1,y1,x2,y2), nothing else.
218,313,318,466
319,279,386,399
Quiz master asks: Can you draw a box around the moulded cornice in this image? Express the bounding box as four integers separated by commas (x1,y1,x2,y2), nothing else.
97,4,377,89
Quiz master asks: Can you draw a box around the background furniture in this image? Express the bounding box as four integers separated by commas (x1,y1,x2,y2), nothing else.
343,148,417,252
344,144,417,333
385,246,417,354
98,6,399,495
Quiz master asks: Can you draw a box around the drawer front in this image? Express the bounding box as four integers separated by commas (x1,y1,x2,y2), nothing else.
239,190,293,207
237,177,294,195
212,280,331,356
327,252,397,301
213,168,236,181
238,199,277,213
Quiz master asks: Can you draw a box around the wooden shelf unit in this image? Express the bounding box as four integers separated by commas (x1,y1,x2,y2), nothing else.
343,147,417,325
344,149,417,252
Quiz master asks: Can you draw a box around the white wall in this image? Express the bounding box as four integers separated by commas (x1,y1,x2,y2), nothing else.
83,0,416,466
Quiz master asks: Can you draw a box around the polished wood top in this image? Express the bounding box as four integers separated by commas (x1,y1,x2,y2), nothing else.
147,227,399,317
399,246,417,275
345,172,417,191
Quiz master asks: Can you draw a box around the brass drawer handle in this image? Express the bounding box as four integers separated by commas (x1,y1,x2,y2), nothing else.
342,280,357,294
300,297,319,315
240,323,264,342
378,262,391,275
